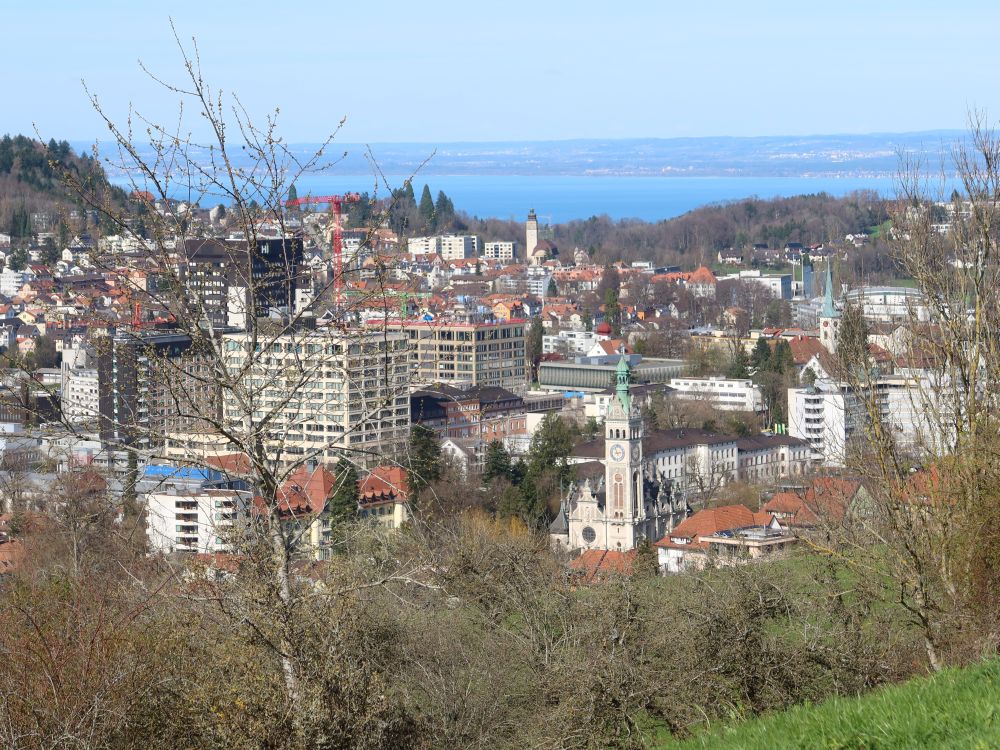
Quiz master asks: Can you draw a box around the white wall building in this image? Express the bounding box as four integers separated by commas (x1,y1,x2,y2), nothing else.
0,268,27,296
483,241,517,261
542,329,607,356
718,269,792,300
146,489,250,554
843,286,930,324
407,236,442,257
439,234,480,261
789,375,938,467
526,265,553,297
221,324,411,467
669,376,764,412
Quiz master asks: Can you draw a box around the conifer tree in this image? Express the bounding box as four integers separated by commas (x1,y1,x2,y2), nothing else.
418,184,435,226
482,441,512,483
327,458,360,525
726,344,750,378
407,424,441,497
750,337,772,371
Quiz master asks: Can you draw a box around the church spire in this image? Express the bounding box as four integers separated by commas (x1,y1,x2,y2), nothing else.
822,260,840,319
615,350,631,412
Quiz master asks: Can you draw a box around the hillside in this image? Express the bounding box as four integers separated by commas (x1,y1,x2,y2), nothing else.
470,190,896,277
655,660,1000,749
0,134,121,241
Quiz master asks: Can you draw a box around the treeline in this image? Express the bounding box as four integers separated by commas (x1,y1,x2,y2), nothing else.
552,192,889,265
461,192,890,268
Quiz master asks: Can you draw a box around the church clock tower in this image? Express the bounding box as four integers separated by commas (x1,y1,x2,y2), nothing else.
604,354,646,550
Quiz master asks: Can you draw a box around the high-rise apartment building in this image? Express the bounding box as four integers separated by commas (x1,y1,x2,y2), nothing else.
179,236,304,327
375,318,528,394
221,321,411,466
97,328,222,447
482,241,518,262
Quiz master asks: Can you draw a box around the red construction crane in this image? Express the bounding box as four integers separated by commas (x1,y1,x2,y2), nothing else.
285,193,362,292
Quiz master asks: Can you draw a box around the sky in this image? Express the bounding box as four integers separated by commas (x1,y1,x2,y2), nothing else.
3,0,1000,144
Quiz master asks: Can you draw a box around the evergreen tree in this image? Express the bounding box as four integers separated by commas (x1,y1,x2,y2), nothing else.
327,458,359,525
511,414,576,525
771,339,795,374
418,184,435,226
726,345,750,378
546,278,558,298
407,424,441,497
482,441,512,483
750,337,772,371
434,190,454,221
604,288,621,337
7,247,28,272
527,317,544,381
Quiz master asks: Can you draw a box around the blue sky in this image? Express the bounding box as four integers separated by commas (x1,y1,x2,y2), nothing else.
3,0,999,143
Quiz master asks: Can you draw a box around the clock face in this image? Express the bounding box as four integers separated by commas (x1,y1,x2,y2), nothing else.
610,444,625,462
631,444,641,462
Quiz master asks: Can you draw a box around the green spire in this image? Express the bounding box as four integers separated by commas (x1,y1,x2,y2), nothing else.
822,260,840,319
615,353,631,412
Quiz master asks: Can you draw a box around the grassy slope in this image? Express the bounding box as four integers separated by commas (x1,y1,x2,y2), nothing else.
656,660,1000,750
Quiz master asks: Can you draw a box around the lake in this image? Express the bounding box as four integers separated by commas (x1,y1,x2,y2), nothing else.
288,174,901,223
114,173,904,224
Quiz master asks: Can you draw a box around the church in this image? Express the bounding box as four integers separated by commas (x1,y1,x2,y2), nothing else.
550,355,690,552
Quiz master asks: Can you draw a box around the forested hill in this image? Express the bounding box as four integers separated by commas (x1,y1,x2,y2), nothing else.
0,134,121,241
554,191,890,265
468,191,890,267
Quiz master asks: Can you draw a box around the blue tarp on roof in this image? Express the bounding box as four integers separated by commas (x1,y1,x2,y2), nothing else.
143,464,216,481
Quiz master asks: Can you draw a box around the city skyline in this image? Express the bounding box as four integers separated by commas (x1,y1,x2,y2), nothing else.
4,1,1000,143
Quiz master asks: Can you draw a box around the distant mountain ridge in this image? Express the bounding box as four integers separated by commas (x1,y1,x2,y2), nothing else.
77,130,964,178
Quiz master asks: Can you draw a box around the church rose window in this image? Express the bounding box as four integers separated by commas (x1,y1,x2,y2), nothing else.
582,526,596,544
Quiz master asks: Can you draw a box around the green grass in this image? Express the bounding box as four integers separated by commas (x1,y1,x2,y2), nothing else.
655,660,1000,749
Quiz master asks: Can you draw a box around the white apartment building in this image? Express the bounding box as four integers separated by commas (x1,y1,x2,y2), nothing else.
482,241,517,261
788,376,936,467
526,265,554,297
407,236,441,256
718,269,792,300
0,268,27,296
407,234,480,260
542,329,607,356
843,286,930,324
60,344,100,427
669,376,764,412
145,489,251,554
222,323,411,467
788,384,855,467
439,234,479,260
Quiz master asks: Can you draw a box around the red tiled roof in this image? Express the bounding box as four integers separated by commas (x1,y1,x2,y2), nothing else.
762,477,862,526
570,549,636,582
358,465,409,507
654,504,775,550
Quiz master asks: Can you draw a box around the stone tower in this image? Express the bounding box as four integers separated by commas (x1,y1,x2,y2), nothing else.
525,209,539,259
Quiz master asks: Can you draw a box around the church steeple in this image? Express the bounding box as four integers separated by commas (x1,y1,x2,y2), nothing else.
820,260,841,353
615,353,631,413
822,260,840,320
